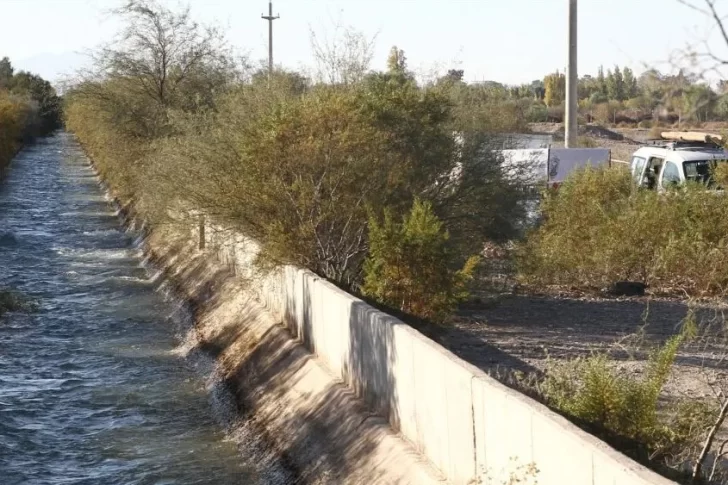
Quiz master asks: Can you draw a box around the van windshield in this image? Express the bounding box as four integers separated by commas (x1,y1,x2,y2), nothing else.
683,159,728,185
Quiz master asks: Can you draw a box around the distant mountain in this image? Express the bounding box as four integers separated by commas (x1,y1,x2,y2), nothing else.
14,51,91,89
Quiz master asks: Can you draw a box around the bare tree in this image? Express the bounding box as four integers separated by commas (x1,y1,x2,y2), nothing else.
309,20,377,85
674,306,728,483
674,0,728,79
94,0,233,109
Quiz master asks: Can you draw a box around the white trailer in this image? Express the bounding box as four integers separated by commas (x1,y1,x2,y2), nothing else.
500,147,612,188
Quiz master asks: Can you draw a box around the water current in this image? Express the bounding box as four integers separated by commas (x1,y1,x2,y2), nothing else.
0,133,291,484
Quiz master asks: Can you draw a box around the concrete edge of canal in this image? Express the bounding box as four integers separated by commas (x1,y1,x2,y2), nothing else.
83,148,676,485
97,184,446,483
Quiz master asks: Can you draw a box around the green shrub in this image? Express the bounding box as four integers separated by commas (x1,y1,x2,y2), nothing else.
518,167,728,296
0,90,30,169
525,102,548,123
362,199,480,323
712,162,728,188
541,333,712,460
65,1,530,293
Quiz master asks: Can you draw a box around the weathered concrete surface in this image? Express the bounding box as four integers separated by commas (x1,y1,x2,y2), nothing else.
198,222,678,485
144,222,445,485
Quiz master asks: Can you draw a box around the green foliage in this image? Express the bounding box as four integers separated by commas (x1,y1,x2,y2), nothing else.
544,71,565,107
447,81,531,133
541,333,712,461
592,100,622,124
525,101,548,122
519,167,728,296
0,57,13,89
386,45,407,74
362,199,480,323
10,71,62,134
712,162,728,188
64,2,530,327
0,90,32,170
597,65,608,97
606,66,626,101
714,94,728,121
0,57,61,160
680,84,717,122
623,67,638,99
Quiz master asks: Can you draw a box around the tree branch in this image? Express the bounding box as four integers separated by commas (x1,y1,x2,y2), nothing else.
693,397,728,480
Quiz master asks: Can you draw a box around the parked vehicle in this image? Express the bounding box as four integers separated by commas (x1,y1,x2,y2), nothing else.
629,131,728,190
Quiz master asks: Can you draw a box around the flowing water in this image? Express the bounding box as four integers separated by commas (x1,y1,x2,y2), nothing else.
0,134,290,484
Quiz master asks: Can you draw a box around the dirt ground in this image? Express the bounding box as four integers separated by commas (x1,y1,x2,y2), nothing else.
462,124,728,402
437,287,728,479
444,292,728,401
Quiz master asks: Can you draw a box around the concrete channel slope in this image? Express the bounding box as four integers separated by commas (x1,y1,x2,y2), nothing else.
199,223,677,485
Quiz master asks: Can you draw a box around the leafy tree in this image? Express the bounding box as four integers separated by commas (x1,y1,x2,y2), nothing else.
0,91,28,167
593,100,622,124
578,74,599,100
606,66,626,101
11,71,62,134
623,66,638,99
681,84,717,121
386,46,407,74
530,79,545,100
90,0,233,133
714,94,728,120
0,57,13,89
597,65,608,96
639,69,665,103
435,69,465,88
445,69,464,83
362,199,479,323
589,91,608,104
544,71,565,107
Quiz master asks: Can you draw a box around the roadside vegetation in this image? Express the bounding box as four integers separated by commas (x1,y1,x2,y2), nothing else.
61,1,728,482
0,57,62,170
518,167,728,298
431,64,728,129
498,305,728,484
508,160,728,482
64,0,531,323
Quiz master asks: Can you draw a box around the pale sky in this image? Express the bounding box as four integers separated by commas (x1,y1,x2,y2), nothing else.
1,0,726,86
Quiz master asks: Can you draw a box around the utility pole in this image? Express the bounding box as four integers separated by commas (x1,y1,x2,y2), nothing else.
565,0,578,148
261,1,280,85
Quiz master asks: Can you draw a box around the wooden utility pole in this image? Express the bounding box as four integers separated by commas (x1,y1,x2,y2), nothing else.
261,1,280,84
565,0,578,148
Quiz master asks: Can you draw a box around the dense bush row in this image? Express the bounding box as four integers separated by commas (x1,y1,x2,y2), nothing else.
518,167,728,297
64,0,530,322
0,57,63,170
0,92,29,170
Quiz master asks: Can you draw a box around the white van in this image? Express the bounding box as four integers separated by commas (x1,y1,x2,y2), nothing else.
630,132,728,190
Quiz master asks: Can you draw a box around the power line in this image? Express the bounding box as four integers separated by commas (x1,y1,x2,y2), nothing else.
261,1,280,85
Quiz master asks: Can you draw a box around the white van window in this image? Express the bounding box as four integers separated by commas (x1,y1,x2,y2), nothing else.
661,161,681,185
683,160,722,184
631,156,646,183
